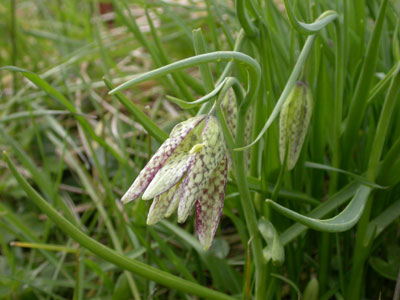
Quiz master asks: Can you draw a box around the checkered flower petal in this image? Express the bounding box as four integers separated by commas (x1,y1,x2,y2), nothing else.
121,115,205,203
142,153,194,200
122,114,229,250
177,116,226,223
195,155,228,250
221,88,237,139
279,81,313,170
165,182,184,218
147,183,180,225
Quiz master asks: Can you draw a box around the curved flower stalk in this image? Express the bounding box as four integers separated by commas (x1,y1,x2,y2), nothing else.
279,81,313,170
122,115,229,249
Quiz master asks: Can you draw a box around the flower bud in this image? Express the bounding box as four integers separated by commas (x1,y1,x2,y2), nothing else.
279,81,313,170
258,218,285,266
303,277,319,300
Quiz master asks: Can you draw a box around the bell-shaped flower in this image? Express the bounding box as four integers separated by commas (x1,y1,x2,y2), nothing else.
279,81,313,170
122,115,229,249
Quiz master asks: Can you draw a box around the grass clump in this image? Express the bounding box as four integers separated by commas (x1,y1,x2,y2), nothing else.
1,0,399,299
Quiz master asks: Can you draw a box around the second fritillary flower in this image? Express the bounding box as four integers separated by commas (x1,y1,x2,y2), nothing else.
279,81,313,170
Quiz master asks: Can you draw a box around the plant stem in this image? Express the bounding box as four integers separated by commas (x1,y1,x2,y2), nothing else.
233,108,265,300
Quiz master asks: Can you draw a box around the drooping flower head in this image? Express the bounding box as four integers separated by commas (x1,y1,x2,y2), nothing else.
279,81,313,170
122,115,228,249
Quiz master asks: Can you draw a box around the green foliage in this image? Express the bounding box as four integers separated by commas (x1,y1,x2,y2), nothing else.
1,0,399,299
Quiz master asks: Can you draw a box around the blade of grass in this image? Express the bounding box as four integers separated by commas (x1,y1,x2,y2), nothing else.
341,0,389,162
266,185,371,232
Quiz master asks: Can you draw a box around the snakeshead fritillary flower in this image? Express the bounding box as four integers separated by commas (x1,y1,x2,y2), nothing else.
122,115,229,249
279,81,313,170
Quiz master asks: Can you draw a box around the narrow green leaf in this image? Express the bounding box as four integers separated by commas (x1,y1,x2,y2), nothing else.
108,51,260,98
166,77,228,109
10,241,77,253
270,273,301,298
282,0,338,35
364,200,400,246
369,257,399,281
270,184,370,233
366,65,400,180
304,161,385,189
342,0,389,159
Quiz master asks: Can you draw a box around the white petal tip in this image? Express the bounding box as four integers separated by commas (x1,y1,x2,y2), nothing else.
177,215,188,223
121,195,133,204
141,193,152,201
146,219,158,226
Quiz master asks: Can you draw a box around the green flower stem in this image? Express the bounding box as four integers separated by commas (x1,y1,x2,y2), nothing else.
233,108,265,300
3,152,236,300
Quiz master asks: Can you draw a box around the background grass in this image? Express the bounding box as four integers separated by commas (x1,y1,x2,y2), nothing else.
1,0,400,299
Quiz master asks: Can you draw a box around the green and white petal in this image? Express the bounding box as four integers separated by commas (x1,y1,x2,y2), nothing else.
195,155,228,250
121,115,205,203
147,183,179,225
177,116,226,223
142,153,194,200
221,88,237,139
165,182,184,218
279,81,313,170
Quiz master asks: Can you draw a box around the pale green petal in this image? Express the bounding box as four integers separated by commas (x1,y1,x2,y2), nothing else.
178,116,226,223
142,153,193,200
165,182,183,217
121,115,205,203
279,81,313,170
196,155,228,250
221,88,237,139
147,184,179,225
142,117,206,200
